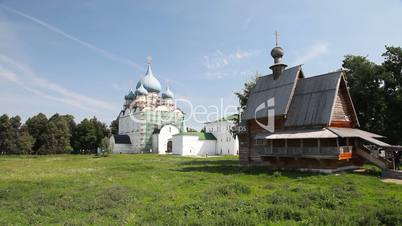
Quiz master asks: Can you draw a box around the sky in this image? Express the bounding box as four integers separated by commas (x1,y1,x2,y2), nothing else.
0,0,402,129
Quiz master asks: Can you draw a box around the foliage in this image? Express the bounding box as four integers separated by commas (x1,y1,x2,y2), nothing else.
0,113,110,155
0,115,32,154
72,117,109,154
24,113,48,153
0,155,400,225
37,114,73,154
110,119,119,135
343,46,402,144
72,118,97,153
99,137,112,157
186,127,198,132
234,72,259,108
16,126,34,155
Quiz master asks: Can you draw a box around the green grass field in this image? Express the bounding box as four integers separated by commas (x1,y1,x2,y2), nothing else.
0,154,401,226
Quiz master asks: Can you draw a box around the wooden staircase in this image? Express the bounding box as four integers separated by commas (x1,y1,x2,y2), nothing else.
356,144,402,179
357,145,390,170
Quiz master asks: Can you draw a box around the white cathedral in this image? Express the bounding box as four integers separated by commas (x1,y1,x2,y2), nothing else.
110,58,186,154
110,57,239,156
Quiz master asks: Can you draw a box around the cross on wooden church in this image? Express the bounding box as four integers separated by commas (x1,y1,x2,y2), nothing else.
274,30,279,47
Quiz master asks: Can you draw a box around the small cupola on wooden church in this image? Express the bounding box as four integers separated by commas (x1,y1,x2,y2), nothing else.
269,31,287,79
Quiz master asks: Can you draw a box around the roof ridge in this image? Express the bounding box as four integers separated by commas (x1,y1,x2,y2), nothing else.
292,87,338,96
302,70,342,80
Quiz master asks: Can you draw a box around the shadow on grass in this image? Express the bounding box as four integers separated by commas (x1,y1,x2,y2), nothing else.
175,159,317,179
348,164,383,177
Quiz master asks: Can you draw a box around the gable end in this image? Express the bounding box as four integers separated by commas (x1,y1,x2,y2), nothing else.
329,75,359,128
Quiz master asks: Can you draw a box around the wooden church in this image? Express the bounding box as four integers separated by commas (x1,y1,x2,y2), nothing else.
238,42,402,173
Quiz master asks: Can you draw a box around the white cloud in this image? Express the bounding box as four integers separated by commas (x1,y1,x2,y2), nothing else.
205,70,255,80
203,50,229,70
203,49,261,79
0,54,117,114
0,4,144,71
294,42,329,65
0,66,19,83
203,49,260,70
205,71,227,80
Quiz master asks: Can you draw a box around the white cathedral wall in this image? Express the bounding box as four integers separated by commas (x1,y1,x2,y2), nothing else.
112,144,135,154
118,111,147,152
110,136,135,154
204,120,239,155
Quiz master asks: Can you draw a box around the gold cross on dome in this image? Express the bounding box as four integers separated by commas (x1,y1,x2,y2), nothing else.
146,56,153,64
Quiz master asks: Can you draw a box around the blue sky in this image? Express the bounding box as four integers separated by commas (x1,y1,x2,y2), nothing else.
0,0,401,129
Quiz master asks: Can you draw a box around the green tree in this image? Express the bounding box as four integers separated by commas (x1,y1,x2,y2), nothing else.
110,119,119,135
99,137,112,156
0,114,35,155
0,114,12,154
0,115,33,154
73,119,98,153
37,114,73,154
91,117,110,147
234,73,258,109
342,55,387,135
17,126,34,155
25,113,48,154
60,114,76,148
380,46,402,144
8,116,21,154
343,46,402,144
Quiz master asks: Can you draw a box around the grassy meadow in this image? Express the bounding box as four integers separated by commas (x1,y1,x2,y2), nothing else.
0,154,401,226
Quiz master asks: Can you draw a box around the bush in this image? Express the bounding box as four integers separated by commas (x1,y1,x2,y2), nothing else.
99,137,112,157
273,171,282,177
215,182,251,196
265,205,303,222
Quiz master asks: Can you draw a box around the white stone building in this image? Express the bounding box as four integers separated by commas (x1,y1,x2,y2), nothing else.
152,125,180,154
204,115,239,155
111,58,185,154
172,132,217,156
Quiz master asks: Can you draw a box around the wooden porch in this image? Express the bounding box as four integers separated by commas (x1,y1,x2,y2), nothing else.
253,138,353,160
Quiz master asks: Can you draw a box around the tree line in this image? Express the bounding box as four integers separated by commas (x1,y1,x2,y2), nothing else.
236,46,402,145
0,113,118,155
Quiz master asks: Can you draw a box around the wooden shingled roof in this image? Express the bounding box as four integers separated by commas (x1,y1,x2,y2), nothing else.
285,71,341,127
242,65,302,120
242,66,359,129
